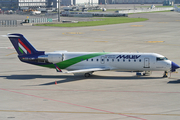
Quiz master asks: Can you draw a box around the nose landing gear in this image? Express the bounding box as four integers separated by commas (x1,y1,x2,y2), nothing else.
163,71,168,78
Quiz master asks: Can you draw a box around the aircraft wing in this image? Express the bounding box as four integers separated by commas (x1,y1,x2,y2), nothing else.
65,68,110,74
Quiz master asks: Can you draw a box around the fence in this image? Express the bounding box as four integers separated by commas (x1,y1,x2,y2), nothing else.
28,18,52,23
0,20,17,27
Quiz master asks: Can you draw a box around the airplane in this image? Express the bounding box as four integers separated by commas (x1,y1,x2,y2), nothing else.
5,33,179,78
174,5,180,12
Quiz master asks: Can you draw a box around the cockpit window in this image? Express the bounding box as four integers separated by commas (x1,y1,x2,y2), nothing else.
156,57,168,61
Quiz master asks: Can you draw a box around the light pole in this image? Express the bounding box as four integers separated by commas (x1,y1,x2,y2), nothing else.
58,0,60,22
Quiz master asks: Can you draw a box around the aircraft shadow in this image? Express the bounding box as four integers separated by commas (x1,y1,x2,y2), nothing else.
167,79,180,84
0,74,163,86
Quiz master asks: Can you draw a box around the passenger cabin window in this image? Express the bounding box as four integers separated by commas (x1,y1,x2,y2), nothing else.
156,57,168,61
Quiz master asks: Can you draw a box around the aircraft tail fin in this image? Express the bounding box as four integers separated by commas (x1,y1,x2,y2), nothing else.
7,34,44,56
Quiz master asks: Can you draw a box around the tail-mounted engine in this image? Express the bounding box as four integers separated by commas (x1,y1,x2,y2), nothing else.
38,54,63,64
19,54,63,64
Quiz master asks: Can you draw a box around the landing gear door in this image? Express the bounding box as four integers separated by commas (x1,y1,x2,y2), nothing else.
144,58,150,68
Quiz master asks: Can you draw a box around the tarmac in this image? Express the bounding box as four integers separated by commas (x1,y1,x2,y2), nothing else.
0,11,180,120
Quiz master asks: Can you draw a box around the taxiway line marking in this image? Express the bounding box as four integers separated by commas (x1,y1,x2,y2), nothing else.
6,52,16,56
0,110,179,116
94,41,108,42
0,88,146,120
7,89,180,94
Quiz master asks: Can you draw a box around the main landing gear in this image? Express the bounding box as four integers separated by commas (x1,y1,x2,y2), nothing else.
84,72,94,77
163,71,168,78
84,73,91,77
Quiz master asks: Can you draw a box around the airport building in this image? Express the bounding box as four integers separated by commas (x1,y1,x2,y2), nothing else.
61,0,99,6
0,0,177,10
0,0,48,10
19,0,47,8
99,0,175,4
0,0,99,10
175,0,180,3
0,0,18,10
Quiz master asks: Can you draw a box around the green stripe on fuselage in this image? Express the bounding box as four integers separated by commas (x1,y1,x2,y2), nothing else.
41,52,110,69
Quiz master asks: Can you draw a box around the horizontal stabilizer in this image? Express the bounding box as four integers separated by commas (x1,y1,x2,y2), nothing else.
54,64,62,72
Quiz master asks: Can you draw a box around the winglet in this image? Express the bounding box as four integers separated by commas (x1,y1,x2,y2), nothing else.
54,64,62,72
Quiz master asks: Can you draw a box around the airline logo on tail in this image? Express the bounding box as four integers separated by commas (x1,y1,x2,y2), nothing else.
18,38,31,54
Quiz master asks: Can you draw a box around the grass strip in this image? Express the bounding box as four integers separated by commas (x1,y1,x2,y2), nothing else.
35,17,148,27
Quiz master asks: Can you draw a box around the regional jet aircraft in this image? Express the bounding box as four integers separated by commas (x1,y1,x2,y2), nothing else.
6,34,179,77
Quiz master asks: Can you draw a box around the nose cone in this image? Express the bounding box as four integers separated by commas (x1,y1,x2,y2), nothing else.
171,62,180,72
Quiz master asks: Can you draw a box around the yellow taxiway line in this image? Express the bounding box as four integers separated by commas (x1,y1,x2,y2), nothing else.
6,52,16,56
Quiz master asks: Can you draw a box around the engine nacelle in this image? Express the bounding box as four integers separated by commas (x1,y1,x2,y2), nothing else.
47,54,63,63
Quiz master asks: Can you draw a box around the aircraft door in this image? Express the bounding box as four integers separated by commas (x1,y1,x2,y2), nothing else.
101,56,105,64
144,58,150,68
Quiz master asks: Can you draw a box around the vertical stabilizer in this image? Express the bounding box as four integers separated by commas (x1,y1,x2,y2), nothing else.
8,34,44,56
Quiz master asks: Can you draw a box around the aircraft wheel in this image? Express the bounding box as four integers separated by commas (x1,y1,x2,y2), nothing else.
84,73,90,77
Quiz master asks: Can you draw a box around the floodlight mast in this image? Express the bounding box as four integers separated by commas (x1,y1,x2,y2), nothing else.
58,0,60,22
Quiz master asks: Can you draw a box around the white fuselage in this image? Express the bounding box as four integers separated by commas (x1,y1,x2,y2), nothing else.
46,52,171,72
